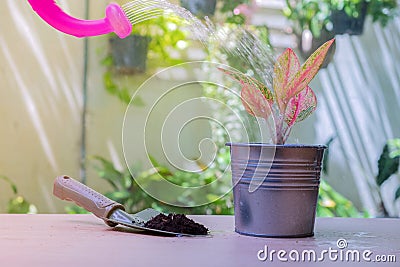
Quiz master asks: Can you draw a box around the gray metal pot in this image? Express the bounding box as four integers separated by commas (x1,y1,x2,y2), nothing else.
227,143,326,238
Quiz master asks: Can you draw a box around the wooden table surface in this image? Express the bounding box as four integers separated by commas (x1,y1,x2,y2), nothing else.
0,215,399,266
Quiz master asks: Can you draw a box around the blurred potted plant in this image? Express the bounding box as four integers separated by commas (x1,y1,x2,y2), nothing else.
285,0,398,38
330,0,369,35
108,15,188,74
219,39,335,237
180,0,217,17
284,0,336,68
367,0,399,26
104,15,188,103
330,0,399,35
109,34,151,75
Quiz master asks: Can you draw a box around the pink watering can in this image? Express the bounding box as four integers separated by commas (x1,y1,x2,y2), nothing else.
27,0,163,38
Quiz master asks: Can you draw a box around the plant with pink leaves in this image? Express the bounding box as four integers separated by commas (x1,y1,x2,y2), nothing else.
219,39,335,144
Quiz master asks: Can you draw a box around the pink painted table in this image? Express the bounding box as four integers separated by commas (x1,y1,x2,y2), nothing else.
0,215,399,266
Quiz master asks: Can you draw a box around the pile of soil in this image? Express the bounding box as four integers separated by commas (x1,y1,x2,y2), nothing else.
144,213,209,235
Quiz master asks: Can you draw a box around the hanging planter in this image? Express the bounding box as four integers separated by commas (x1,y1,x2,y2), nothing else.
331,1,368,35
298,29,336,69
284,0,335,68
109,34,151,74
180,0,217,17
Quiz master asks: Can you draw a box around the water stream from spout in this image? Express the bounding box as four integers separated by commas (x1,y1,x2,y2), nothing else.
124,0,276,87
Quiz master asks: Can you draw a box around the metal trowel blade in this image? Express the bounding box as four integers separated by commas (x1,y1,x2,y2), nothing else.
107,208,200,236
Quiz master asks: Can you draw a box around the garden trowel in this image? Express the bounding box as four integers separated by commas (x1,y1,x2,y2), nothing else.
53,175,199,236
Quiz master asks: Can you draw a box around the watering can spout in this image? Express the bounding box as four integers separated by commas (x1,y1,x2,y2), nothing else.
27,0,132,38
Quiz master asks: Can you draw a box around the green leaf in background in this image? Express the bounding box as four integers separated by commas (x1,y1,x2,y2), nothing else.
65,205,90,214
317,206,335,217
103,72,132,105
90,154,234,215
387,138,400,158
395,187,400,201
1,175,37,214
148,155,161,168
0,175,18,194
368,0,398,27
317,179,361,217
219,0,249,25
7,196,37,214
376,143,400,186
132,96,146,107
91,156,123,191
310,17,321,38
7,196,30,214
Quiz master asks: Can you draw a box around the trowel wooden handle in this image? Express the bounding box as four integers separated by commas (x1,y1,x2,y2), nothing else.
53,175,125,226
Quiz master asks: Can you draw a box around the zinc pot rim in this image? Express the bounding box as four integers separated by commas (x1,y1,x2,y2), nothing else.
226,142,327,149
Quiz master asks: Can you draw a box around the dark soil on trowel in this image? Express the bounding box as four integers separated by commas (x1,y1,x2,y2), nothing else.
144,213,209,235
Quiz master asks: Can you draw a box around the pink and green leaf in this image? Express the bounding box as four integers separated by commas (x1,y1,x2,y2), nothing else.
273,48,300,112
218,67,273,119
285,86,317,126
241,83,273,119
218,39,334,144
218,67,274,101
284,39,335,104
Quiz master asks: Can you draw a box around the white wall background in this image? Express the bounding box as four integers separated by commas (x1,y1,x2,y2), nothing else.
0,0,83,212
313,18,400,216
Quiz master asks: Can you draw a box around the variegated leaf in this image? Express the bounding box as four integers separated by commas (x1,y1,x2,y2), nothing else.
218,67,274,102
241,83,272,119
218,67,273,119
284,39,335,104
285,86,317,126
273,48,300,113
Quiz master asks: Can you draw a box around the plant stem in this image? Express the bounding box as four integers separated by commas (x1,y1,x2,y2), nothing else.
283,124,293,143
274,113,285,145
264,116,275,143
